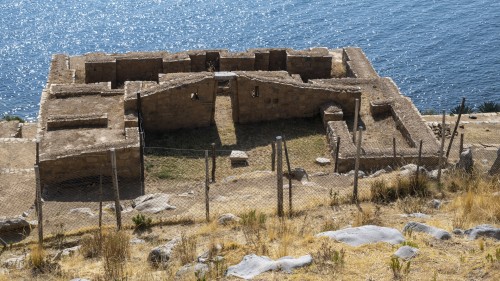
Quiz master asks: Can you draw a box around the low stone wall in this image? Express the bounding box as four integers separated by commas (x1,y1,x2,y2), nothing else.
46,114,108,130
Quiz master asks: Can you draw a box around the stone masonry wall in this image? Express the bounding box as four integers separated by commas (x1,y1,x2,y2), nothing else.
139,75,217,131
234,73,361,124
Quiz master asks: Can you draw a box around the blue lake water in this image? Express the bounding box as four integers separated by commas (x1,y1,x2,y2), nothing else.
0,0,499,121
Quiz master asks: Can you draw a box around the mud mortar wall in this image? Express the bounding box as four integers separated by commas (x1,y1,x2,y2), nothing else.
140,78,217,132
234,75,360,124
39,146,140,185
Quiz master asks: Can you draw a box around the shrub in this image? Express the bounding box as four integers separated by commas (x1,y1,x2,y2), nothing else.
389,257,411,279
80,231,102,258
102,231,130,280
371,175,430,204
240,210,267,248
132,214,153,231
450,104,474,114
27,245,58,274
477,101,500,113
312,240,345,274
176,232,197,265
1,114,25,123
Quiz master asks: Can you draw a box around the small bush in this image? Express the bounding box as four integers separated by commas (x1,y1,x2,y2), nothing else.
353,205,381,226
400,241,419,248
371,175,430,204
132,214,153,231
389,257,411,279
2,114,25,123
240,210,267,248
80,231,102,258
176,232,197,265
450,104,474,114
102,231,130,280
477,101,500,113
312,240,345,274
27,245,58,274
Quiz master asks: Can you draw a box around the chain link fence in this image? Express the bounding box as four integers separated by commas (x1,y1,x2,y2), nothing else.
1,128,498,246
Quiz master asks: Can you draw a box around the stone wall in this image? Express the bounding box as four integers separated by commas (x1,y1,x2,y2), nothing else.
138,73,217,131
233,72,361,123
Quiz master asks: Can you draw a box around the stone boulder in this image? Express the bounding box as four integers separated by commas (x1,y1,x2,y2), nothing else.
69,208,94,217
52,245,81,261
290,167,309,182
403,222,451,240
176,263,209,280
456,148,474,173
464,225,500,240
217,213,241,225
316,225,405,246
489,148,500,175
399,164,427,177
0,217,30,234
148,237,180,267
132,193,176,214
2,255,26,269
393,246,419,260
315,157,331,165
226,254,312,279
229,150,248,164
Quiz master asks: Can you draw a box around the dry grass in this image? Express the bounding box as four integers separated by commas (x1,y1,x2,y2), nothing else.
176,233,197,265
102,231,130,280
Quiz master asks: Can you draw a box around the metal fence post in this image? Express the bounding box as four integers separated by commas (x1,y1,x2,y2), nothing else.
205,150,210,222
276,136,284,217
437,111,446,183
34,165,43,247
110,148,122,230
353,127,362,203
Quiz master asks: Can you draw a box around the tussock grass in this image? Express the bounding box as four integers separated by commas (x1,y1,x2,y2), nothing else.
102,231,130,280
80,231,102,259
176,232,197,265
371,175,431,203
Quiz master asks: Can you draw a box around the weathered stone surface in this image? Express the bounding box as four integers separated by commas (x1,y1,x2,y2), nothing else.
315,157,331,165
456,148,474,173
489,148,500,175
0,217,30,234
229,150,248,163
317,225,405,246
132,193,176,214
69,208,94,217
130,238,146,244
370,169,386,178
291,167,309,182
2,255,26,269
399,164,427,177
104,203,124,212
429,199,442,209
217,213,241,225
427,169,447,180
400,213,430,219
393,246,419,260
53,245,81,261
403,222,451,240
346,170,366,178
148,238,180,267
226,254,312,279
176,263,209,279
464,225,500,240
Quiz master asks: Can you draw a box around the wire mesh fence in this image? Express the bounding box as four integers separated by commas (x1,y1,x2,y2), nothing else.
1,130,499,247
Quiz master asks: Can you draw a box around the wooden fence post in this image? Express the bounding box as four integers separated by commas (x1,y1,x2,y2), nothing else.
446,97,465,159
334,136,340,173
459,133,464,155
353,98,360,143
437,111,446,183
211,143,216,183
283,136,292,217
276,136,284,217
34,165,43,247
416,140,423,182
99,169,103,233
205,150,210,222
110,148,122,230
271,141,276,172
353,127,362,204
392,137,397,166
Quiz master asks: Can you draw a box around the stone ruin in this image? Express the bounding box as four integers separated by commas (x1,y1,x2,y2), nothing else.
36,47,440,188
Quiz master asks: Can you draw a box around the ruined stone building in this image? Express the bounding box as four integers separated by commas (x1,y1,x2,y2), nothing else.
36,47,440,187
